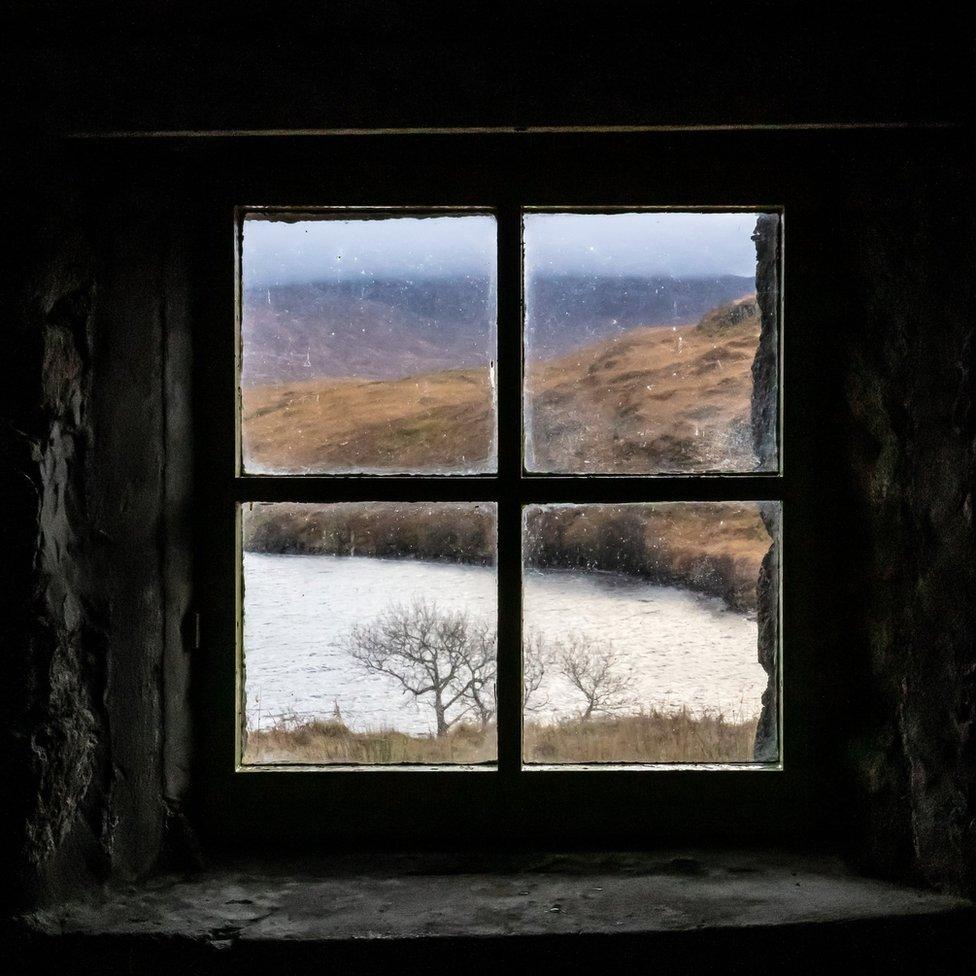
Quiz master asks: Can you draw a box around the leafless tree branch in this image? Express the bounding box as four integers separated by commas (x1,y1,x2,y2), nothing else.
344,599,497,736
558,635,634,720
522,628,557,712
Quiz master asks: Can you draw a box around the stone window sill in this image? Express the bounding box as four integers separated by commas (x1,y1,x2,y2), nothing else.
11,849,974,973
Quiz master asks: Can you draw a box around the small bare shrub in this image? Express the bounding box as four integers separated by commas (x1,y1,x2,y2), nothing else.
558,635,634,720
522,628,558,712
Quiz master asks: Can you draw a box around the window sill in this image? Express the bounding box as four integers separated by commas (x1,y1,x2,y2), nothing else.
12,849,973,973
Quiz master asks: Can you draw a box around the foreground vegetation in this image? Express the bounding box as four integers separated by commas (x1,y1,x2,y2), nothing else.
243,709,759,766
524,710,757,764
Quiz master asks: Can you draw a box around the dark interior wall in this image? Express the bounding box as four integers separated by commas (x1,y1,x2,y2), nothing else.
2,168,169,909
1,1,972,908
841,152,975,893
6,2,971,136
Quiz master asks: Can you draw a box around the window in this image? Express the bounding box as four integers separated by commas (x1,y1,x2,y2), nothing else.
235,207,781,770
193,135,798,846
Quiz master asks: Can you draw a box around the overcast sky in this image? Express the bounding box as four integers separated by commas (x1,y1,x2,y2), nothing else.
525,212,759,279
242,211,761,287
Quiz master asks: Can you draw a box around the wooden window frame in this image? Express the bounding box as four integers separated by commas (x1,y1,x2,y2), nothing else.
190,132,834,851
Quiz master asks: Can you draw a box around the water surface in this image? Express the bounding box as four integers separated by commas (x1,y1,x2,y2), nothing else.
243,553,763,734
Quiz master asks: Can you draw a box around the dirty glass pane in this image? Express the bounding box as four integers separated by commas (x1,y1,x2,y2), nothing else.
241,502,498,765
240,212,497,474
523,211,779,473
522,501,780,764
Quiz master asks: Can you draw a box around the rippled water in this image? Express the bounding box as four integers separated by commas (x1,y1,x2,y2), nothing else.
243,553,764,734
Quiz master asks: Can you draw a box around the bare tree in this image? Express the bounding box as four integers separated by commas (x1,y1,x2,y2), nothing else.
522,629,557,712
344,600,496,736
454,617,497,728
559,635,633,720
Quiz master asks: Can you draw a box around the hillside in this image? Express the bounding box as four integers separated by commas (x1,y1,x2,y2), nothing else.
241,279,494,385
242,294,761,475
242,367,495,473
239,274,754,385
526,293,761,472
526,273,755,359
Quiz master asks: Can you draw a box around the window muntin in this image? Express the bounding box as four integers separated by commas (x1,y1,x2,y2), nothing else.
234,205,782,771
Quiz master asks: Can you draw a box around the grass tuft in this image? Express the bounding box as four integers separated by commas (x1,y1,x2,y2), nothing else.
243,709,760,766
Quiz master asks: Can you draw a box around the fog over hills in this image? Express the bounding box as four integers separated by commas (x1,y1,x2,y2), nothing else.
526,274,755,359
241,274,754,385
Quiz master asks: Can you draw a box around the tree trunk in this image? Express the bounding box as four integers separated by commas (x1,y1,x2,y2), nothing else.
434,696,448,737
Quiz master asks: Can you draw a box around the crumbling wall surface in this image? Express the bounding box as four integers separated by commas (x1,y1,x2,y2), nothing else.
1,161,171,910
751,213,781,762
843,147,976,896
752,504,780,763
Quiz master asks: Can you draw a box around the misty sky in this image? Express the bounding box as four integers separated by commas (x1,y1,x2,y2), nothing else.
525,212,759,279
242,211,761,287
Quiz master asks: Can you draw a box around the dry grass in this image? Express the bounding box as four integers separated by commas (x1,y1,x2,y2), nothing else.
241,295,762,475
242,367,494,473
243,718,496,765
526,295,761,472
523,709,758,764
243,710,759,766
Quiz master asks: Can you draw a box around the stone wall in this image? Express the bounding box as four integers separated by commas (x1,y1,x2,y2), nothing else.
1,177,106,909
841,152,975,895
751,213,781,762
0,157,188,909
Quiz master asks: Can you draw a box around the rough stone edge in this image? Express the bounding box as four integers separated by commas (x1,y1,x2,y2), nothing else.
751,214,780,761
751,212,779,469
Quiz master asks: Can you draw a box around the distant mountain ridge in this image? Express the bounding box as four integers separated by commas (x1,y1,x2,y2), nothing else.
526,274,755,359
241,274,755,385
241,278,493,385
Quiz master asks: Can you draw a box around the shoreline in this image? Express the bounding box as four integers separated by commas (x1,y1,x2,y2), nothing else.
242,501,769,612
243,548,759,617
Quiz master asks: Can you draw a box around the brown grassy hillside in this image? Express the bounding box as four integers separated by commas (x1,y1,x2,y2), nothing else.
243,499,772,611
526,294,761,472
240,297,773,606
524,501,771,611
242,294,761,474
243,501,496,564
242,367,494,473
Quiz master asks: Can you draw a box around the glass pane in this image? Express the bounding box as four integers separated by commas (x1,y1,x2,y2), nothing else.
522,501,780,764
523,211,779,473
241,502,498,764
240,212,497,474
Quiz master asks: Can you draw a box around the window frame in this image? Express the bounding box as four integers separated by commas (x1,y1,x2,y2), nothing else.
190,132,828,851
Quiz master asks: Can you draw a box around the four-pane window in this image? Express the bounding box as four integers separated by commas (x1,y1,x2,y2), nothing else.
236,208,782,769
